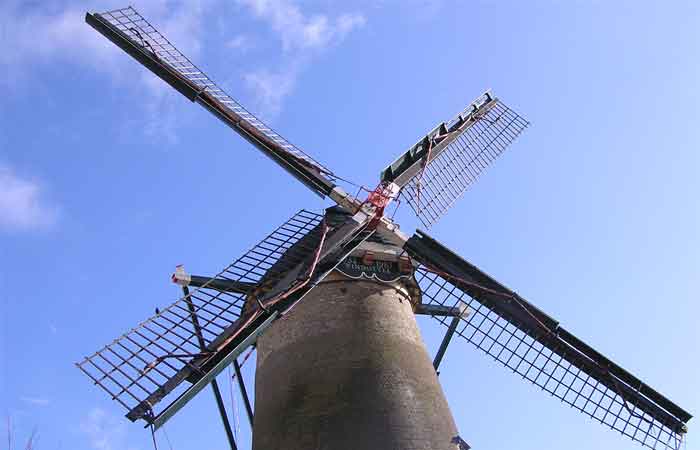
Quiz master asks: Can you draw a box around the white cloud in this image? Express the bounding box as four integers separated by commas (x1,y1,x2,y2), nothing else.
79,408,127,450
20,396,50,406
139,1,207,62
0,2,210,141
0,1,365,131
237,0,365,51
0,2,208,82
236,0,365,117
337,13,367,36
0,165,58,231
0,4,118,86
244,68,298,118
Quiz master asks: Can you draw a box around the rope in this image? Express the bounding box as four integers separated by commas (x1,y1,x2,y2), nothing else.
262,220,330,309
280,222,375,318
241,347,255,365
212,220,332,352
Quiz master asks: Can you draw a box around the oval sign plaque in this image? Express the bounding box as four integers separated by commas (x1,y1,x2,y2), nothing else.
336,256,411,283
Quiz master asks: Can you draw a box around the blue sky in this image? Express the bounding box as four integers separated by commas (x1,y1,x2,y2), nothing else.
1,1,699,449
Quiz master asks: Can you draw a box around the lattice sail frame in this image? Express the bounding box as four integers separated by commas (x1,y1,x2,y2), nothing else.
402,99,528,227
76,210,323,421
415,266,685,450
92,7,330,176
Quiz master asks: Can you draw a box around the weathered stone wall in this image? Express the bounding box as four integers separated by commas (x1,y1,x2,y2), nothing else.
252,272,458,450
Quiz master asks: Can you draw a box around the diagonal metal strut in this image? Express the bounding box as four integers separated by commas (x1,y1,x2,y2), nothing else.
182,285,237,450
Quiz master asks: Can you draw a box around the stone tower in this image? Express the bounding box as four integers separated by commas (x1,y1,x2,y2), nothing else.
251,213,460,450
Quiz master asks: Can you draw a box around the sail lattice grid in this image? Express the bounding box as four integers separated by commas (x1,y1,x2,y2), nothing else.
415,266,685,450
403,101,528,227
93,7,330,176
76,210,323,421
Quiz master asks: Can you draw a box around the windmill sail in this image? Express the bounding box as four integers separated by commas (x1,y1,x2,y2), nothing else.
77,208,375,428
85,7,336,197
404,230,691,450
381,92,528,227
76,210,323,424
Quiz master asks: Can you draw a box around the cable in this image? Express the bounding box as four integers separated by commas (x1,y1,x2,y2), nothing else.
162,426,174,450
229,365,241,439
328,172,364,190
414,138,434,213
389,196,402,220
420,265,555,336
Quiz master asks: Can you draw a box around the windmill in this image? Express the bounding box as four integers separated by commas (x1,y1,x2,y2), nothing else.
77,6,691,450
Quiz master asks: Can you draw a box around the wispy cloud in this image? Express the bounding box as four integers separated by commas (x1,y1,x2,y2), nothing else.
20,396,50,407
244,67,299,118
0,165,58,232
0,2,207,84
0,1,365,134
0,5,111,86
236,0,365,118
79,408,127,450
238,0,365,51
0,1,210,141
227,35,254,52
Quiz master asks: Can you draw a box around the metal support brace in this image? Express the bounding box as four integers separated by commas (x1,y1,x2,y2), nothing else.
233,359,254,427
414,304,462,317
433,315,461,374
210,381,237,450
172,268,254,294
416,302,468,374
181,285,237,450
